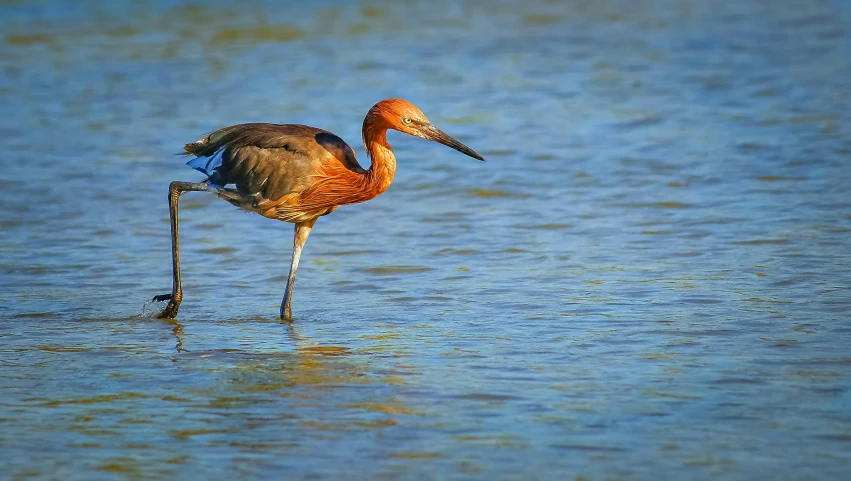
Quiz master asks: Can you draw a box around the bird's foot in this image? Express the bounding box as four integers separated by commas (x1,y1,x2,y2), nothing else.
152,293,181,319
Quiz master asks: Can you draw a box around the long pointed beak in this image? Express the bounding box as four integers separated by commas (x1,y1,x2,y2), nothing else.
421,125,485,161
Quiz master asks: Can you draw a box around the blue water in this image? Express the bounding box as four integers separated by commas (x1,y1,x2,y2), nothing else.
1,0,850,479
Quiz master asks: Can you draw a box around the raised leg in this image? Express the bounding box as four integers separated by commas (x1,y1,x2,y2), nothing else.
155,181,209,319
281,218,317,320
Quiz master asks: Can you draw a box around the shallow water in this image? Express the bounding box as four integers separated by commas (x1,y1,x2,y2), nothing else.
1,0,850,479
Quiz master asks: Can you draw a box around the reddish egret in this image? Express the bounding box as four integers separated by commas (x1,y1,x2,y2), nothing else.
154,98,484,320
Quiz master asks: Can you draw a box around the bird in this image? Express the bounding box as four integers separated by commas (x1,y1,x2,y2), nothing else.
153,98,484,320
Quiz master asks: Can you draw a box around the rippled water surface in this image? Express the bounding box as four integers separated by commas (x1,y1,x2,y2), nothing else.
2,0,850,479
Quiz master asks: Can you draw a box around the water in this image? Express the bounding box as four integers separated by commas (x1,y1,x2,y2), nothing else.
1,0,850,478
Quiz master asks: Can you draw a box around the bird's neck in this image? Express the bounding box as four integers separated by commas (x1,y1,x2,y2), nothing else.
362,125,397,196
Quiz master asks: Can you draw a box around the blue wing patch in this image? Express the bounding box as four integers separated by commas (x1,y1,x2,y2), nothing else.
186,147,225,184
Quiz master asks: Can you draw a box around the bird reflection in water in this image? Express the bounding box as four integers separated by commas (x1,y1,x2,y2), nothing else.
95,318,406,448
161,317,188,353
159,315,353,365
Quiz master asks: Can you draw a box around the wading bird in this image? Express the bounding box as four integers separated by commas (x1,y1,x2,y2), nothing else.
153,98,484,320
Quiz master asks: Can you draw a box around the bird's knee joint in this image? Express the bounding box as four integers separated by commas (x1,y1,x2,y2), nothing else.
168,182,185,200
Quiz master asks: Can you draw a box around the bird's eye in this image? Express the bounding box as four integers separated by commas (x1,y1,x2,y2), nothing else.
402,117,412,124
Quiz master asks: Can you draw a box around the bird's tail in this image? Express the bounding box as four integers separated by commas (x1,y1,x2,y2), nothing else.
182,139,208,156
182,131,229,184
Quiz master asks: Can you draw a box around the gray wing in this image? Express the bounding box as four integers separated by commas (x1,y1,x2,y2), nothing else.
184,123,364,202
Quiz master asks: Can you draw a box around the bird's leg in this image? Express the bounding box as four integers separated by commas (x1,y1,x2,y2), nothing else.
155,181,210,319
281,218,317,320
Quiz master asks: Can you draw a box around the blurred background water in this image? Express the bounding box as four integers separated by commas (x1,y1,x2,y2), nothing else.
1,0,850,479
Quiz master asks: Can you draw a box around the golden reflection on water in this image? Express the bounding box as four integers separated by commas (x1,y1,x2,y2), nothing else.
19,317,429,475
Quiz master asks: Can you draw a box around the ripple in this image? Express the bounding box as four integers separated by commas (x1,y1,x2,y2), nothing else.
363,266,434,275
731,239,789,245
463,188,531,199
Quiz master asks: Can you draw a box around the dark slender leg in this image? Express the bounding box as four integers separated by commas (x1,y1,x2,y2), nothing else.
155,181,209,319
281,218,317,320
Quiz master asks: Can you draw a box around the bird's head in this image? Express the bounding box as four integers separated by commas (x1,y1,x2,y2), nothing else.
367,98,485,161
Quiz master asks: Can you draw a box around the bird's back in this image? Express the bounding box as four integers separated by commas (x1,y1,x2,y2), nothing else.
185,123,365,208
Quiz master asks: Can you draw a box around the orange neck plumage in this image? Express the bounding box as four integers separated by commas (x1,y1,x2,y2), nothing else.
362,112,397,197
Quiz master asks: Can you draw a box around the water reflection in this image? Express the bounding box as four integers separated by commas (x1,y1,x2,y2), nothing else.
6,316,418,477
162,318,187,353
